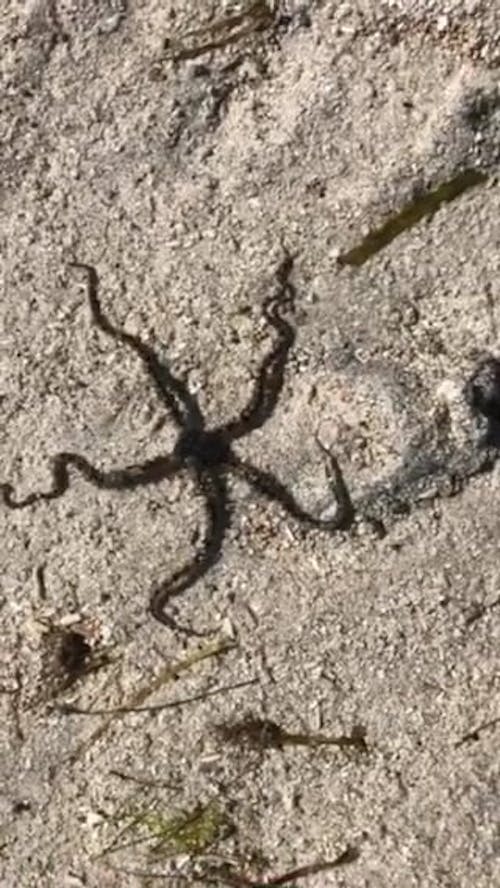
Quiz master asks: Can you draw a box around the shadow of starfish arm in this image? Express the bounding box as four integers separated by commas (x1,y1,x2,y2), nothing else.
1,453,182,508
149,467,231,631
229,452,354,532
69,263,204,430
220,250,297,440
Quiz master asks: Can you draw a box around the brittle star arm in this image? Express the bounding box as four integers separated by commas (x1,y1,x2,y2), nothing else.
149,466,231,632
229,446,355,532
70,263,204,430
1,453,182,508
221,250,296,440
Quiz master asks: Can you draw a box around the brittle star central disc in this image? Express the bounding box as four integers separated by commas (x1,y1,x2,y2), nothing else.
173,429,232,467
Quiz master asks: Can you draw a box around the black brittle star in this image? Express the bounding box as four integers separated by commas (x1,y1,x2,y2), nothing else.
1,252,354,635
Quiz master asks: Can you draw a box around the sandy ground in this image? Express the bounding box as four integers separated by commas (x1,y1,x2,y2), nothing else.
1,2,499,886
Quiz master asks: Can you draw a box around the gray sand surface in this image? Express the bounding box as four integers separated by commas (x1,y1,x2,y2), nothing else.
1,2,499,886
